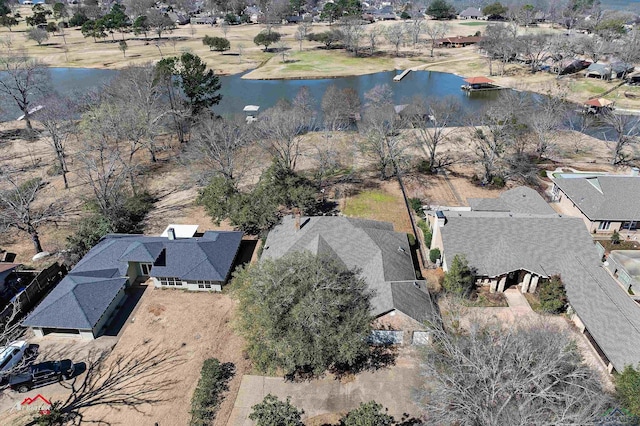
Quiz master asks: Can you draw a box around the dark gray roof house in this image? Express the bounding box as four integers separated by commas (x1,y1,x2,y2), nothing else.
23,230,243,339
430,187,640,373
262,216,433,325
468,186,554,215
459,7,483,19
553,176,640,222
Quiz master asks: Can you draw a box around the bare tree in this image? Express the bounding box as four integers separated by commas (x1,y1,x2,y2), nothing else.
600,111,640,166
574,33,611,63
106,64,183,162
37,95,77,189
408,96,463,173
358,84,407,180
188,116,253,185
321,84,360,131
480,24,517,76
341,18,365,56
76,129,129,220
295,21,312,51
423,21,448,58
518,33,551,73
147,9,175,40
528,90,569,159
366,26,382,55
419,315,613,426
405,18,424,49
0,169,64,254
0,53,51,132
257,90,313,171
385,23,405,57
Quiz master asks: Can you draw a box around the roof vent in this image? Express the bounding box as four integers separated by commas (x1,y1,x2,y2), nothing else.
397,246,407,254
167,227,176,240
413,281,420,288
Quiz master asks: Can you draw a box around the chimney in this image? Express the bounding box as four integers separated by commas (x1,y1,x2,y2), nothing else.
431,211,446,251
167,227,176,240
294,210,301,232
632,167,639,177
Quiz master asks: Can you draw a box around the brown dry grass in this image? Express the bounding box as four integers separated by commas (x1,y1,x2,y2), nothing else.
76,288,250,425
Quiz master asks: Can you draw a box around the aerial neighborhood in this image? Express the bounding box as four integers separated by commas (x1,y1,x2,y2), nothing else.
1,0,640,424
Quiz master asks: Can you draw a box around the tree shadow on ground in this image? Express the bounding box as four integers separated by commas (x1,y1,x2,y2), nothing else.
29,343,186,425
330,345,398,380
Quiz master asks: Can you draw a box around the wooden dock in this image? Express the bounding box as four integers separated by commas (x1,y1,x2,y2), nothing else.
393,69,411,82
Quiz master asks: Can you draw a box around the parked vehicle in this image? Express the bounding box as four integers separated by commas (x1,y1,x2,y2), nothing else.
9,360,75,393
0,341,33,378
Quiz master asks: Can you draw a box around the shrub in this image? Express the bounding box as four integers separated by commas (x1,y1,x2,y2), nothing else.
407,233,416,247
190,358,235,426
491,175,506,187
429,248,441,263
409,197,422,215
65,214,112,266
443,254,475,297
108,191,155,234
615,364,640,417
340,401,394,425
539,275,567,314
249,394,304,426
539,170,547,178
611,230,621,245
417,219,432,247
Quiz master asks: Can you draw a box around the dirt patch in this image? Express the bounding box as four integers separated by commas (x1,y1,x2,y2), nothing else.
147,303,166,316
75,288,250,426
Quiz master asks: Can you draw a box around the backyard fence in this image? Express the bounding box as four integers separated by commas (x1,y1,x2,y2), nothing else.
0,262,67,322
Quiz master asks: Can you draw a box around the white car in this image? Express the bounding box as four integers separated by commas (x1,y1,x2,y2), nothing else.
0,341,30,378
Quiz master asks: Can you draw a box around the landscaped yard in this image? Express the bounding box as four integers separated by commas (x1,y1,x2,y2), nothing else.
342,182,413,234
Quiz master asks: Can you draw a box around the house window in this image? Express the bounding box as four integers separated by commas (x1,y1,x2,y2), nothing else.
622,221,638,230
140,263,153,275
598,221,611,231
194,280,214,289
158,277,181,286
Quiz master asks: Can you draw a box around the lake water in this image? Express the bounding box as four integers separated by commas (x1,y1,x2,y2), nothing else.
2,67,499,121
0,67,626,140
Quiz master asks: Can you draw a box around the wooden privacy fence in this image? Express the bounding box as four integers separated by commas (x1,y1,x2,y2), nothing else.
0,262,67,322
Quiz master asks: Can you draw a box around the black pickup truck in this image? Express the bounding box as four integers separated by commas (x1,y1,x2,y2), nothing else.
9,360,75,393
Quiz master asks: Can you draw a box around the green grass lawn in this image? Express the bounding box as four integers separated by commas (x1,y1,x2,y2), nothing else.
342,188,413,233
249,49,395,78
459,22,488,26
343,190,397,217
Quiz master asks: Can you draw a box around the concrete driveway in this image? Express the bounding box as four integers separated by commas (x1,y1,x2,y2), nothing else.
227,350,423,425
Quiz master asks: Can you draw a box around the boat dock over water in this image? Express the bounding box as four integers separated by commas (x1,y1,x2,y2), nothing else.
461,76,504,92
393,70,411,81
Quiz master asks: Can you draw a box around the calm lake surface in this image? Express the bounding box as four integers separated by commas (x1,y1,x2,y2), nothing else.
43,67,498,117
0,67,625,140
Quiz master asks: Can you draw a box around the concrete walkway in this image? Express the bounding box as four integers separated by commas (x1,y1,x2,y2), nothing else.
227,352,422,425
503,287,534,316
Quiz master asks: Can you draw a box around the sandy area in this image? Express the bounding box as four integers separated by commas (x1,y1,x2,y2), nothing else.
75,287,250,425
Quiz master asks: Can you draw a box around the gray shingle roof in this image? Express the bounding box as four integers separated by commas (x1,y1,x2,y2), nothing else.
151,231,243,281
22,275,127,329
554,176,640,221
438,187,640,372
24,230,243,332
459,7,482,17
469,187,555,215
262,216,420,319
390,281,433,323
